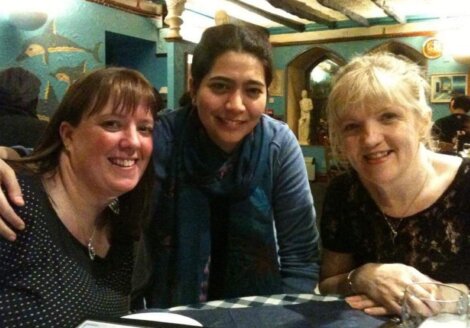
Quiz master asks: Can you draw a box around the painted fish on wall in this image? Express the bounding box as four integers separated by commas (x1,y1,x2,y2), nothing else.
16,21,102,65
50,60,87,86
37,81,59,117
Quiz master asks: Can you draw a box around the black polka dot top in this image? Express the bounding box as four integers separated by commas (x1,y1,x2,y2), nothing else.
0,173,134,327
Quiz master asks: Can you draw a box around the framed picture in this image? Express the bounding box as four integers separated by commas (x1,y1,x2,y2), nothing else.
430,74,468,103
268,69,284,96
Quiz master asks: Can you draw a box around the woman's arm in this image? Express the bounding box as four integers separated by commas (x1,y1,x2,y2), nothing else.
272,127,320,292
319,248,355,295
318,248,393,315
320,248,435,315
319,174,436,315
0,149,25,240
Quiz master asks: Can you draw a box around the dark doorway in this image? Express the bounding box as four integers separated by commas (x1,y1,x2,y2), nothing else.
105,31,160,88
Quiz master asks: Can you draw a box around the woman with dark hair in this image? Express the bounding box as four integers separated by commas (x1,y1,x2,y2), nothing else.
0,24,320,310
0,67,156,327
131,24,320,308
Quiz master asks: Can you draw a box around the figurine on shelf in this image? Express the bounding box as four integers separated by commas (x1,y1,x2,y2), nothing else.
298,89,313,145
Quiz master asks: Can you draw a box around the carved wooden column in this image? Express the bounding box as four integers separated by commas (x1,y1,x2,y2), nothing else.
164,0,186,40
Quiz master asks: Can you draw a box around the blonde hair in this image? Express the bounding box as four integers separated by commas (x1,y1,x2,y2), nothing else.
327,52,433,165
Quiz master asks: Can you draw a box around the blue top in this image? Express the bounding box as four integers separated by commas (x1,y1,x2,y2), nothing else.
132,106,320,308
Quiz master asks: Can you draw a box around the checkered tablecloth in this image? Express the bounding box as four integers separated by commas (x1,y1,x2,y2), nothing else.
169,293,341,311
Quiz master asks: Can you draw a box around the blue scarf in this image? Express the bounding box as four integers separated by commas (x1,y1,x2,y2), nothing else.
148,106,283,307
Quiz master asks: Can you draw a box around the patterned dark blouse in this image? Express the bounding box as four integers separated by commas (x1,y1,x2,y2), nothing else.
0,174,134,327
321,158,470,286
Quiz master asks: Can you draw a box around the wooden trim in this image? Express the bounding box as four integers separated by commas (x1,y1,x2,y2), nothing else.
226,0,305,32
317,0,369,27
266,0,336,28
86,0,160,18
371,0,406,24
269,20,441,46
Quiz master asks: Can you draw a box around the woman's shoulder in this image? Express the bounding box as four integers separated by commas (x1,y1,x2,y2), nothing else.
13,172,47,221
260,115,296,145
154,108,178,138
328,170,358,189
261,114,288,130
0,173,48,264
454,157,470,184
432,153,469,186
324,170,366,202
16,172,43,199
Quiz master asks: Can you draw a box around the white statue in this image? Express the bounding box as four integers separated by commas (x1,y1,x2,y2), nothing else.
214,10,230,25
298,89,313,145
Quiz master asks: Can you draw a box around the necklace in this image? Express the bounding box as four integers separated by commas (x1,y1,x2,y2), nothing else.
381,213,402,244
87,227,97,260
381,171,429,244
87,200,117,260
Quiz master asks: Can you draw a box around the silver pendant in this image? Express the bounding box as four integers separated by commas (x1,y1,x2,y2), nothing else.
88,239,96,260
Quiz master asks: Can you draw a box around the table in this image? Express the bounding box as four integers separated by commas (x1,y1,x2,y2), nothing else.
155,294,391,327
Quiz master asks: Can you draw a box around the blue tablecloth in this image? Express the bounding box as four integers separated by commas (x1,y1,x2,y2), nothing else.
159,294,391,327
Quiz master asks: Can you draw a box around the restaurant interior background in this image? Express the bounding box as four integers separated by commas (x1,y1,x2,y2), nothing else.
1,0,470,177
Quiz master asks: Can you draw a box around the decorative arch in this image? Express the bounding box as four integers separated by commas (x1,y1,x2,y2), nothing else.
285,47,346,143
285,41,427,145
366,40,427,67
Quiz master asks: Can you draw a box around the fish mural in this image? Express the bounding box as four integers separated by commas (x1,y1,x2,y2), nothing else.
16,21,102,65
50,60,87,86
37,81,59,117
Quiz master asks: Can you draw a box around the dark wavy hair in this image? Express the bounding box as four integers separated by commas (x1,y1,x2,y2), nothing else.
452,95,470,113
190,24,273,92
14,67,157,240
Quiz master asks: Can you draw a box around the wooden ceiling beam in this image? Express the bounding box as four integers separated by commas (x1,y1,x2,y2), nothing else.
214,10,270,36
317,0,369,27
226,0,306,32
266,0,336,28
371,0,407,24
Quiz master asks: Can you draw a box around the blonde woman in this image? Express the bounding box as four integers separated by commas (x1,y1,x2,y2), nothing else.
319,53,470,316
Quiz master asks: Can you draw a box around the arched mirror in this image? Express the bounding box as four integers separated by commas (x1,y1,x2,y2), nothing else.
306,57,341,145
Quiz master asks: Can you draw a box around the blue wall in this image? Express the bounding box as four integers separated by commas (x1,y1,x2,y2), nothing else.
0,0,159,117
165,41,196,109
105,31,160,89
154,55,168,92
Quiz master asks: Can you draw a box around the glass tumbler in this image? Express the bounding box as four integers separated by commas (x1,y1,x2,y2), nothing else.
401,282,468,328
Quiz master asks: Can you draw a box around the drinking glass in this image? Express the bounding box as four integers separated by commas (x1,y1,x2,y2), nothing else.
401,282,468,328
463,143,470,155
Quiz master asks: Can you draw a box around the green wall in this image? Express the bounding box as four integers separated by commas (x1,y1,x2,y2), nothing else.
271,35,470,122
165,41,196,109
270,35,470,174
0,0,159,117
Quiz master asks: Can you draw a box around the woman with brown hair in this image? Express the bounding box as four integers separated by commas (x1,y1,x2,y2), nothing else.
0,67,156,327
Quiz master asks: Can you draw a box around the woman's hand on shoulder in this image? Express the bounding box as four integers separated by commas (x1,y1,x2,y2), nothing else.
0,158,24,241
352,263,434,315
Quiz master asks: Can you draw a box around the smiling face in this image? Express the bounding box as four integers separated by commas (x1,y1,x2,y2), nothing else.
191,51,267,153
60,102,154,198
339,104,424,185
